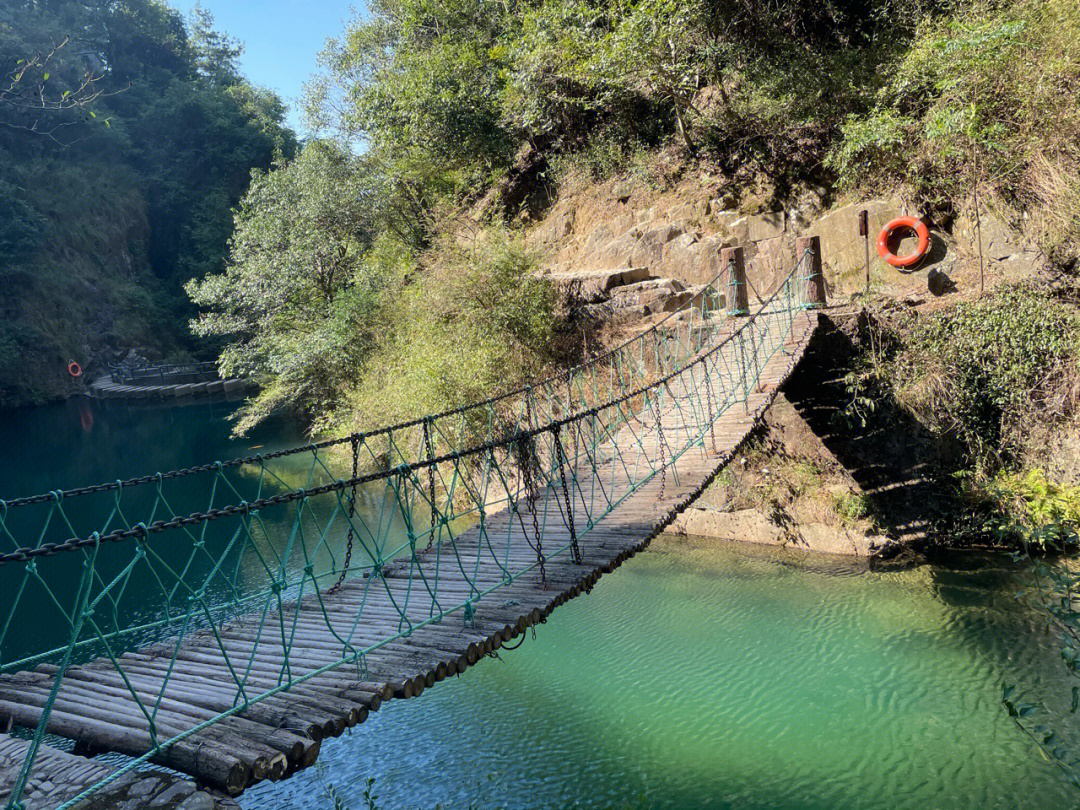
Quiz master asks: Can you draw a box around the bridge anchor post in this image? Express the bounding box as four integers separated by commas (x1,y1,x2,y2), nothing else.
797,235,827,308
721,246,749,316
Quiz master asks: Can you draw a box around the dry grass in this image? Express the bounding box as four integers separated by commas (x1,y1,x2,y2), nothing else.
1023,149,1080,265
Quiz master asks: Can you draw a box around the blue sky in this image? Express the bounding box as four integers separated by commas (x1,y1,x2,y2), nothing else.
171,1,362,135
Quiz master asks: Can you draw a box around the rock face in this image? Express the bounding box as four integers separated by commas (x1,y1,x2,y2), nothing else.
533,176,804,294
954,208,1049,279
815,198,906,295
546,267,652,303
668,506,885,557
607,278,698,315
532,173,1051,325
812,198,1049,300
546,267,713,324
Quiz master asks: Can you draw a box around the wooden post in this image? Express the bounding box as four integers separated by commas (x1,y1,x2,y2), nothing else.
797,235,826,308
721,246,748,315
858,209,870,292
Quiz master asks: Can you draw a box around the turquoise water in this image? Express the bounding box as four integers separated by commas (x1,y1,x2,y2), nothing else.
2,400,1076,809
240,538,1076,810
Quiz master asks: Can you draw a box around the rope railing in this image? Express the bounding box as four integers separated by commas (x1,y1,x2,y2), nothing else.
1,247,818,810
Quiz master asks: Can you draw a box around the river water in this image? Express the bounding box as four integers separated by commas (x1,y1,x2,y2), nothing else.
2,399,1076,809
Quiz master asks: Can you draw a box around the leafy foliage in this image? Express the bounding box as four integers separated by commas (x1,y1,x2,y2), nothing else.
979,469,1080,549
338,228,562,437
886,284,1080,469
187,142,385,435
829,0,1080,260
0,0,294,406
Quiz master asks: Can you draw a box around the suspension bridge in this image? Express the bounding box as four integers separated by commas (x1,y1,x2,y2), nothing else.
1,239,826,810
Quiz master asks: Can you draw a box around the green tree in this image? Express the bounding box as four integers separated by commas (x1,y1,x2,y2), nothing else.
0,0,296,406
187,142,386,433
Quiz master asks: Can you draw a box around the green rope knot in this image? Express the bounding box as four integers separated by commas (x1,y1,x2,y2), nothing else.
192,539,204,549
24,560,36,575
50,489,63,503
371,560,383,577
396,463,411,477
214,461,223,472
303,564,314,576
270,581,282,594
463,600,475,625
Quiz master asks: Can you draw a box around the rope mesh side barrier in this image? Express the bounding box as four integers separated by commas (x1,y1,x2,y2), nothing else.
0,251,816,810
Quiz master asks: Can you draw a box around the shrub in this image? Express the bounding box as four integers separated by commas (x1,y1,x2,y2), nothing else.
338,228,563,438
888,283,1080,469
978,468,1080,549
833,491,875,527
830,0,1080,259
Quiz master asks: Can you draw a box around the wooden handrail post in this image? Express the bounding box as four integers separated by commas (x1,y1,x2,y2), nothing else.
797,235,826,308
721,245,748,316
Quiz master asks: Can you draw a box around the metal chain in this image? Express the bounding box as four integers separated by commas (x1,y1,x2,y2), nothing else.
327,435,360,594
553,424,581,565
704,357,718,454
522,395,547,586
423,419,437,549
655,391,667,502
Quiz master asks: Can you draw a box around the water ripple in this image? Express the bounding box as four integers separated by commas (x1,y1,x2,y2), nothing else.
242,537,1075,810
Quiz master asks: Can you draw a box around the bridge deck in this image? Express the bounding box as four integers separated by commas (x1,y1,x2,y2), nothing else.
1,312,818,803
0,736,234,810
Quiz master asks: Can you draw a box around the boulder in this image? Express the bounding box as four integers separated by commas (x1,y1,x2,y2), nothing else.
794,523,879,557
582,224,616,256
954,208,1049,277
626,224,685,268
669,507,885,557
593,227,642,269
927,267,956,296
746,211,786,242
745,236,795,299
548,267,653,303
955,209,1023,260
662,232,729,286
611,180,634,203
608,278,693,315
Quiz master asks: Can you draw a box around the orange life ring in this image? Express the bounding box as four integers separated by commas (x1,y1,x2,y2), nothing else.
877,217,930,268
67,360,82,378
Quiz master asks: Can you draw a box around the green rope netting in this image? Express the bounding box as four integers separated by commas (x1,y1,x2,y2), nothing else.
1,258,815,810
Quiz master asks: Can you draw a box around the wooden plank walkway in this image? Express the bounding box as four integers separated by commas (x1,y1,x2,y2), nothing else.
0,736,235,810
1,311,818,807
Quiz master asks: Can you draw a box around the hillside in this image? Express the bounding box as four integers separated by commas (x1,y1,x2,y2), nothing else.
0,0,295,407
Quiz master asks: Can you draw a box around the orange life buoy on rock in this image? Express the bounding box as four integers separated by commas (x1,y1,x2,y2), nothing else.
877,216,930,268
67,360,82,378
